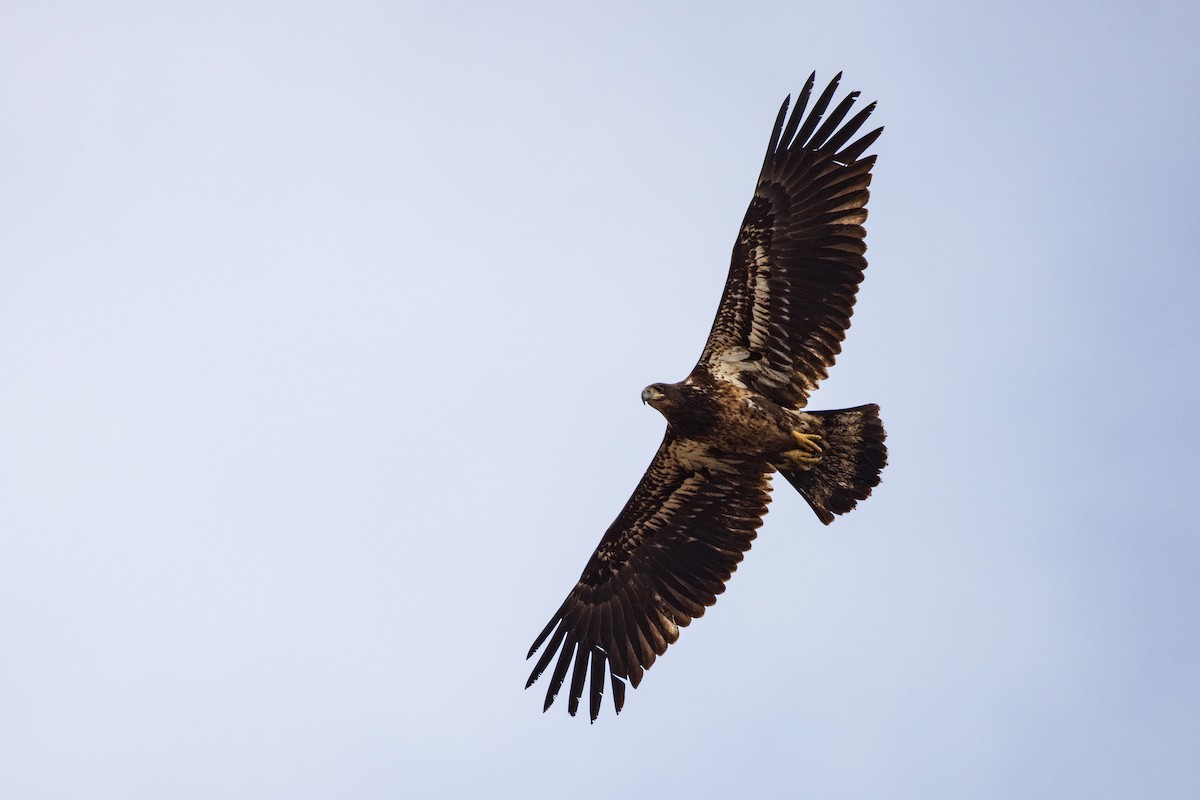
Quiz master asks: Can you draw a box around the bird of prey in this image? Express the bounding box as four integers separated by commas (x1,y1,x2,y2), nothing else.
526,73,887,721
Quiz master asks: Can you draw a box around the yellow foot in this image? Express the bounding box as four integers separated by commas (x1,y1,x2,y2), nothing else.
780,431,823,470
781,448,820,469
791,431,823,454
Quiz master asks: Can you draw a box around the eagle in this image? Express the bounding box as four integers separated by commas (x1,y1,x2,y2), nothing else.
526,73,888,721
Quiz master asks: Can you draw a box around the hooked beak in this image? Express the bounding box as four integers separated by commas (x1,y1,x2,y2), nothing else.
641,386,665,405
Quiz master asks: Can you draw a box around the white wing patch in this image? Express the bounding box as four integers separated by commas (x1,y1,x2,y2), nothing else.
747,245,773,351
669,439,725,473
709,347,751,387
704,244,794,393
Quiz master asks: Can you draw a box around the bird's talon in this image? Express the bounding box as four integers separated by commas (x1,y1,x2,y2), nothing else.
781,448,821,469
791,431,823,454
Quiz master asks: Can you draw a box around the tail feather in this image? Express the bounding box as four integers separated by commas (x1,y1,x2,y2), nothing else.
778,404,887,524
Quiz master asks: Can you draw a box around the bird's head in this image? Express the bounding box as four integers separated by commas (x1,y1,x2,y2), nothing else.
641,382,682,415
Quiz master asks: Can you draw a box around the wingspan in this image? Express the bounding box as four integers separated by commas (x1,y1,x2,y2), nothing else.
526,434,772,721
697,73,882,409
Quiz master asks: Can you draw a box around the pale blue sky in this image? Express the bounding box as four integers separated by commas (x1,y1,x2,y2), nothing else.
3,1,1198,797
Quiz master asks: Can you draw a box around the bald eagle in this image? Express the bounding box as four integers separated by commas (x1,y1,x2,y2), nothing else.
527,73,887,721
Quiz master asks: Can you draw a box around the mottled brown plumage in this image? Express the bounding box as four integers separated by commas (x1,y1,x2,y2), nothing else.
527,73,888,721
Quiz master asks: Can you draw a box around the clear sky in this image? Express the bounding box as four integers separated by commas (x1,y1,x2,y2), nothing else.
3,1,1198,797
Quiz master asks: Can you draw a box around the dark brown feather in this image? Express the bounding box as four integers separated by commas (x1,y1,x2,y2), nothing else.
526,432,771,721
696,73,882,409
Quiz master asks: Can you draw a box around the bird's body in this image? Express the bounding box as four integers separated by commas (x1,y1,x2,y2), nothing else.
643,378,818,459
527,73,888,721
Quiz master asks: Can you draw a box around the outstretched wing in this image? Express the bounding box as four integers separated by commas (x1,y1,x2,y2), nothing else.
526,434,772,721
696,73,882,409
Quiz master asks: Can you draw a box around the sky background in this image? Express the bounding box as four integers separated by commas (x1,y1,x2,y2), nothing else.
3,1,1199,797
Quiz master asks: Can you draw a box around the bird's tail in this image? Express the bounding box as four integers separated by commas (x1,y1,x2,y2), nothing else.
777,404,887,525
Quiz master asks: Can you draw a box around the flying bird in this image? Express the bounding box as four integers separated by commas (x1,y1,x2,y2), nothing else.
526,73,887,721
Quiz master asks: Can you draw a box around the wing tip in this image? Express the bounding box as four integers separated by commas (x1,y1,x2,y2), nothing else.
765,72,880,165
